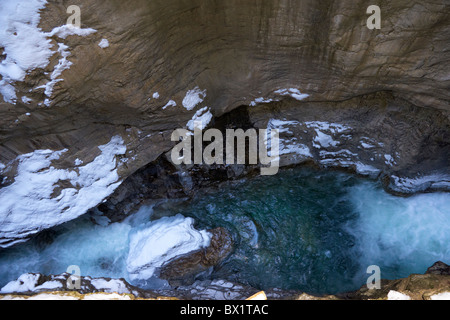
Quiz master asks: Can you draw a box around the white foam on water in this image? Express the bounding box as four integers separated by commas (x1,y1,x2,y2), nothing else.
347,182,450,279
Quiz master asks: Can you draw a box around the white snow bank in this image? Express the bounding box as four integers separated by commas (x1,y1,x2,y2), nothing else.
182,87,206,110
0,136,126,248
0,273,41,293
126,214,212,282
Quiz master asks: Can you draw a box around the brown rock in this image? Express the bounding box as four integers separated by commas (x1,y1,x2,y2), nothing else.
425,261,450,276
159,227,234,285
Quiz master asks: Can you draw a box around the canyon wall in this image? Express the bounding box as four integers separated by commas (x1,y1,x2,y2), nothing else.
0,0,449,246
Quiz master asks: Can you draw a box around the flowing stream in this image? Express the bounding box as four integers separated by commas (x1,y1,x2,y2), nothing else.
0,167,449,295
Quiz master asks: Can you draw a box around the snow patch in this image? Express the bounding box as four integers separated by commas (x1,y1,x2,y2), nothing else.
187,107,213,131
36,43,72,103
305,121,351,148
430,292,450,300
0,0,96,104
274,88,309,101
267,119,312,158
47,24,96,39
390,174,450,193
384,154,395,166
361,142,375,149
98,38,109,49
162,100,177,110
182,87,206,111
249,97,275,107
21,96,33,104
0,273,41,293
387,290,411,300
90,278,130,294
355,162,381,176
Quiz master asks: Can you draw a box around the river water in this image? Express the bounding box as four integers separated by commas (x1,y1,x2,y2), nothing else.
0,166,449,294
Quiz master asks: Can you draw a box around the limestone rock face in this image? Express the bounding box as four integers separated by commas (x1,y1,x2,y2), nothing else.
0,0,449,245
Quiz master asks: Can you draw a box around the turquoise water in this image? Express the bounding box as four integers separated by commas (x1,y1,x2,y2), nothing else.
0,167,449,294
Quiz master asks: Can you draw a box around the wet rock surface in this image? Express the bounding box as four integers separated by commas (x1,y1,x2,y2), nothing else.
159,227,234,286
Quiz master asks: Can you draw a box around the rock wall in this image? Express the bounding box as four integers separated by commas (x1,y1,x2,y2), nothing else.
0,0,449,246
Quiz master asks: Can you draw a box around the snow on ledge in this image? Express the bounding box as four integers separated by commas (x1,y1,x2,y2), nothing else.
0,136,126,248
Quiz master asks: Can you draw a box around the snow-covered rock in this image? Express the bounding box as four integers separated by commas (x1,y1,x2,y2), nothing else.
0,136,126,248
126,214,212,283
